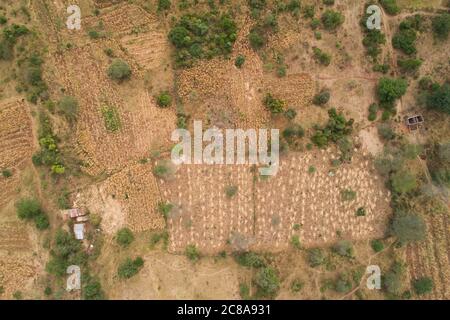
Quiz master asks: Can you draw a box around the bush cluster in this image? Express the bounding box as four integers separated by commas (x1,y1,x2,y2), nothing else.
169,13,237,67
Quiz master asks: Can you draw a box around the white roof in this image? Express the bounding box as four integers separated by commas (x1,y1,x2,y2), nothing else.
74,223,85,240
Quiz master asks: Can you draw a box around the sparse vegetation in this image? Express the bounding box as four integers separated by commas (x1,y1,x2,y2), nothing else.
312,47,331,66
186,244,200,262
116,228,134,247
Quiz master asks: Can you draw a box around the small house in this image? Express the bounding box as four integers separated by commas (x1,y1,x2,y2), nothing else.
405,115,424,131
62,208,86,220
74,223,85,240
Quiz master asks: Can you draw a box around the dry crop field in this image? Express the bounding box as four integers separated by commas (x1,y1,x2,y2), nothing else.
0,99,34,207
160,149,391,254
407,213,450,299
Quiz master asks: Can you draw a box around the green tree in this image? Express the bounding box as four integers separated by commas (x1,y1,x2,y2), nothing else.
377,77,408,106
426,83,450,115
254,267,280,298
390,212,426,244
107,59,131,81
413,277,433,295
432,13,450,39
263,93,285,113
321,10,344,30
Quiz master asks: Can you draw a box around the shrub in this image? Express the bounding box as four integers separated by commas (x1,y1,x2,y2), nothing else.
83,280,105,300
323,0,335,5
384,264,404,295
2,168,12,178
368,103,378,121
153,162,173,179
169,13,237,66
413,277,433,295
248,0,266,10
310,18,320,29
235,54,245,68
235,252,266,268
371,239,384,252
321,10,344,30
35,214,50,230
225,185,238,198
308,248,325,267
254,267,280,298
362,30,386,60
249,27,266,50
104,48,114,57
378,123,395,140
186,244,200,262
373,64,389,73
263,93,285,113
398,58,422,74
391,171,417,194
284,108,297,120
303,5,315,19
432,13,450,40
311,108,353,148
392,29,417,55
101,105,121,132
282,124,304,143
391,212,426,244
57,96,78,121
239,283,250,299
156,91,172,107
312,90,330,105
313,47,331,66
107,59,131,81
379,0,400,15
116,228,134,247
16,198,42,220
88,30,100,39
290,279,304,293
291,235,301,249
334,274,352,293
117,257,144,279
0,15,7,25
355,207,366,217
333,240,354,258
158,201,173,219
158,0,171,11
